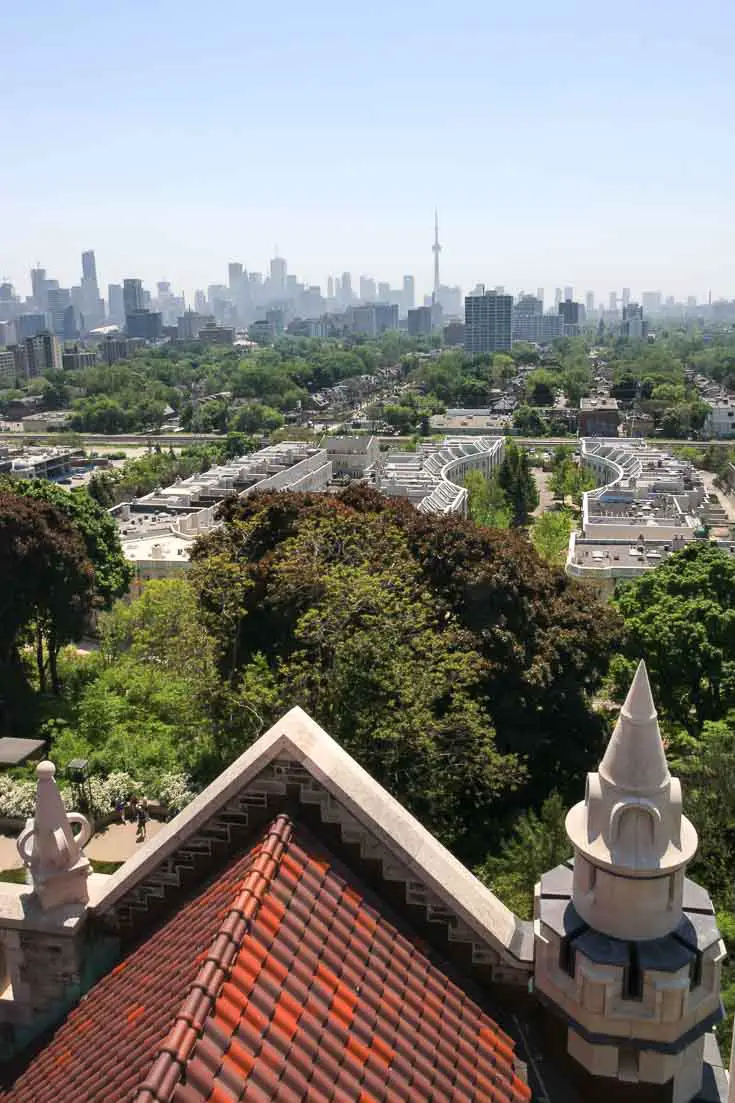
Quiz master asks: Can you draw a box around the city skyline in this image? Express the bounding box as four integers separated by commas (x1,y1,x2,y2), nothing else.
2,0,734,302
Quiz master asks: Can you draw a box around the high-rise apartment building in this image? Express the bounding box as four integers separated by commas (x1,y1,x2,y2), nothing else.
464,288,512,354
327,276,334,300
340,272,353,305
25,331,62,376
621,302,646,340
558,299,583,336
622,286,631,309
608,290,617,311
359,276,377,302
407,306,433,337
194,290,207,314
123,278,144,318
641,290,662,313
512,294,543,342
16,313,48,342
228,263,243,291
554,287,562,311
563,285,573,302
536,287,544,307
585,290,595,314
377,282,391,302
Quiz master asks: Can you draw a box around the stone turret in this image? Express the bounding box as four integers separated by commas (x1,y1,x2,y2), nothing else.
16,761,92,910
534,662,725,1103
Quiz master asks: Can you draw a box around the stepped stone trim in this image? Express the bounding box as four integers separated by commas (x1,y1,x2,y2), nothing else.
92,708,533,978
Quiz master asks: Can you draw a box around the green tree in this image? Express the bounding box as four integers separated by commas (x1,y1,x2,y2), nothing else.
1,478,131,607
612,543,735,735
476,793,571,918
531,510,573,564
496,440,539,526
0,490,95,709
512,405,544,435
463,470,511,529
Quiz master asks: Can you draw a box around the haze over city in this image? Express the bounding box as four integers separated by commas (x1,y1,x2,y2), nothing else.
3,0,734,301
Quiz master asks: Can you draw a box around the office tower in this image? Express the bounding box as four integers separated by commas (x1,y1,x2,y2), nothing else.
270,256,287,291
432,211,441,299
16,313,48,342
558,299,583,336
340,272,353,305
621,303,646,340
564,285,573,302
512,294,544,342
641,290,662,313
228,262,243,291
687,295,697,308
554,288,562,311
327,276,334,300
359,276,376,302
585,291,595,314
374,303,399,333
407,306,433,337
464,288,513,354
334,277,341,300
125,310,163,341
25,331,62,375
123,278,144,318
402,275,415,313
608,290,617,311
81,250,97,284
30,266,47,309
47,288,71,337
194,290,207,314
107,284,124,325
622,287,631,309
536,287,544,306
377,282,391,301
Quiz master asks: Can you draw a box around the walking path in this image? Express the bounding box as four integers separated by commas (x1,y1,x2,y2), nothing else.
0,818,164,873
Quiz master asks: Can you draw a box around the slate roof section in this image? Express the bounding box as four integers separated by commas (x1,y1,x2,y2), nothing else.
2,815,530,1103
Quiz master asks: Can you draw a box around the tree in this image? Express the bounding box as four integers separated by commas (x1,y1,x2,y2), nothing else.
476,793,571,918
612,542,735,735
0,491,95,712
189,486,620,852
531,510,573,564
1,478,131,607
524,369,558,406
463,470,511,529
496,440,539,526
512,405,544,435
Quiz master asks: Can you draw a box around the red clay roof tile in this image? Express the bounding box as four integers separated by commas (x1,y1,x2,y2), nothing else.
1,814,531,1103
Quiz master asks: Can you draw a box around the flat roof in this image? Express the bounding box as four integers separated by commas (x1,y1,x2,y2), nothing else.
0,737,46,765
579,397,619,410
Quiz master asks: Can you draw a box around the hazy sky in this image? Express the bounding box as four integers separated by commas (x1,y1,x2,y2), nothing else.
3,0,733,303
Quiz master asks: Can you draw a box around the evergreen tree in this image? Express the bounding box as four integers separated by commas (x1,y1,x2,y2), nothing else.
496,440,539,526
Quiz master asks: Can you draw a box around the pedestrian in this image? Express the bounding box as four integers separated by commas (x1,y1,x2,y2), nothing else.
135,800,148,842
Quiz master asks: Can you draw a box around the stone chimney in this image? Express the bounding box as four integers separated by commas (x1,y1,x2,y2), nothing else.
534,661,725,1102
16,761,92,910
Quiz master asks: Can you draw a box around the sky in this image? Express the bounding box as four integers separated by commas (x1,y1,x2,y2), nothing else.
2,0,734,304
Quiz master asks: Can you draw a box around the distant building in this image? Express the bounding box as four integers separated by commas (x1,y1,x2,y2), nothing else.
198,322,235,346
407,306,433,337
374,303,399,333
464,288,512,354
122,278,144,318
563,285,573,301
0,349,18,387
705,399,735,438
325,436,379,478
443,320,465,346
621,302,646,340
177,311,211,340
402,275,415,313
622,286,631,309
578,396,620,437
642,290,662,313
249,319,274,344
16,313,49,342
25,331,62,376
107,284,124,325
585,290,595,314
512,295,543,341
558,298,584,336
125,310,163,341
62,347,97,372
99,335,132,365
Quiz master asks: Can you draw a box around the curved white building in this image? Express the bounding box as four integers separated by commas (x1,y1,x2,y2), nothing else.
378,436,505,515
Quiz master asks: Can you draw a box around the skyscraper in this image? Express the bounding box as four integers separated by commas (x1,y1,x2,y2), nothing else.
359,276,376,302
432,211,441,300
622,287,631,309
585,290,595,314
81,250,97,284
340,273,353,305
108,284,124,325
30,266,47,310
270,256,287,291
536,287,544,308
563,285,573,302
402,275,415,314
228,263,243,291
327,276,334,300
123,278,144,318
554,288,562,311
608,290,617,311
464,288,512,354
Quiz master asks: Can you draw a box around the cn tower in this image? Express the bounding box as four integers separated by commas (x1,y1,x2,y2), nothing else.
432,210,441,301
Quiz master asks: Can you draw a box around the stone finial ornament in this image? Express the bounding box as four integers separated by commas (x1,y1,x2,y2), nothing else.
17,761,92,910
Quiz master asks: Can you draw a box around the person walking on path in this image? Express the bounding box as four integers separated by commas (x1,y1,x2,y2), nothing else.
135,800,149,842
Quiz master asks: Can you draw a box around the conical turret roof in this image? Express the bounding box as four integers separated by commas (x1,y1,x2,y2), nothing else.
598,660,670,794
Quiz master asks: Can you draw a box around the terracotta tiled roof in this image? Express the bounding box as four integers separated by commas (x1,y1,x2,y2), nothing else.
2,815,531,1103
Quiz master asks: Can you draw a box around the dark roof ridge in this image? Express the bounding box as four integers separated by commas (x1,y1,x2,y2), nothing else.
134,813,293,1103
